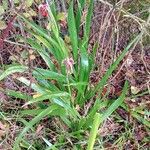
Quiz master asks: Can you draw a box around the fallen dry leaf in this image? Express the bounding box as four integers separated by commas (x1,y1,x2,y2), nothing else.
0,20,7,30
30,54,36,60
125,54,134,67
0,121,9,140
36,124,44,134
0,130,5,140
131,86,140,94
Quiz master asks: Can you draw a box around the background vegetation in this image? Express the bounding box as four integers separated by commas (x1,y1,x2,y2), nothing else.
0,0,150,149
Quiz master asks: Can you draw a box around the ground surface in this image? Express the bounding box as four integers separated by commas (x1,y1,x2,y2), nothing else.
0,0,150,149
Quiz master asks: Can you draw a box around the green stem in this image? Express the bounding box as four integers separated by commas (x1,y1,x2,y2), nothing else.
87,113,101,150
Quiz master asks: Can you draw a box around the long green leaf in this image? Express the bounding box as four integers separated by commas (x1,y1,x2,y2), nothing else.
131,112,150,128
68,1,78,61
37,79,59,92
86,33,142,100
13,105,58,150
82,0,94,49
76,0,86,34
20,107,66,117
6,89,31,100
100,81,128,123
83,101,108,129
46,0,59,38
17,77,47,94
20,16,50,40
0,66,27,81
21,16,65,62
29,31,64,62
33,68,67,83
46,0,68,59
87,113,101,150
76,0,94,105
87,81,128,149
19,139,36,150
89,42,99,71
84,81,128,130
24,92,70,106
52,98,80,119
26,38,55,70
77,45,90,105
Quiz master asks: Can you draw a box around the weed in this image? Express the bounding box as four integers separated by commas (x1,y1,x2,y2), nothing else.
0,0,149,149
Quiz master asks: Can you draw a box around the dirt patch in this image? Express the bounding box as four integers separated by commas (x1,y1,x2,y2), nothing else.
0,0,149,149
